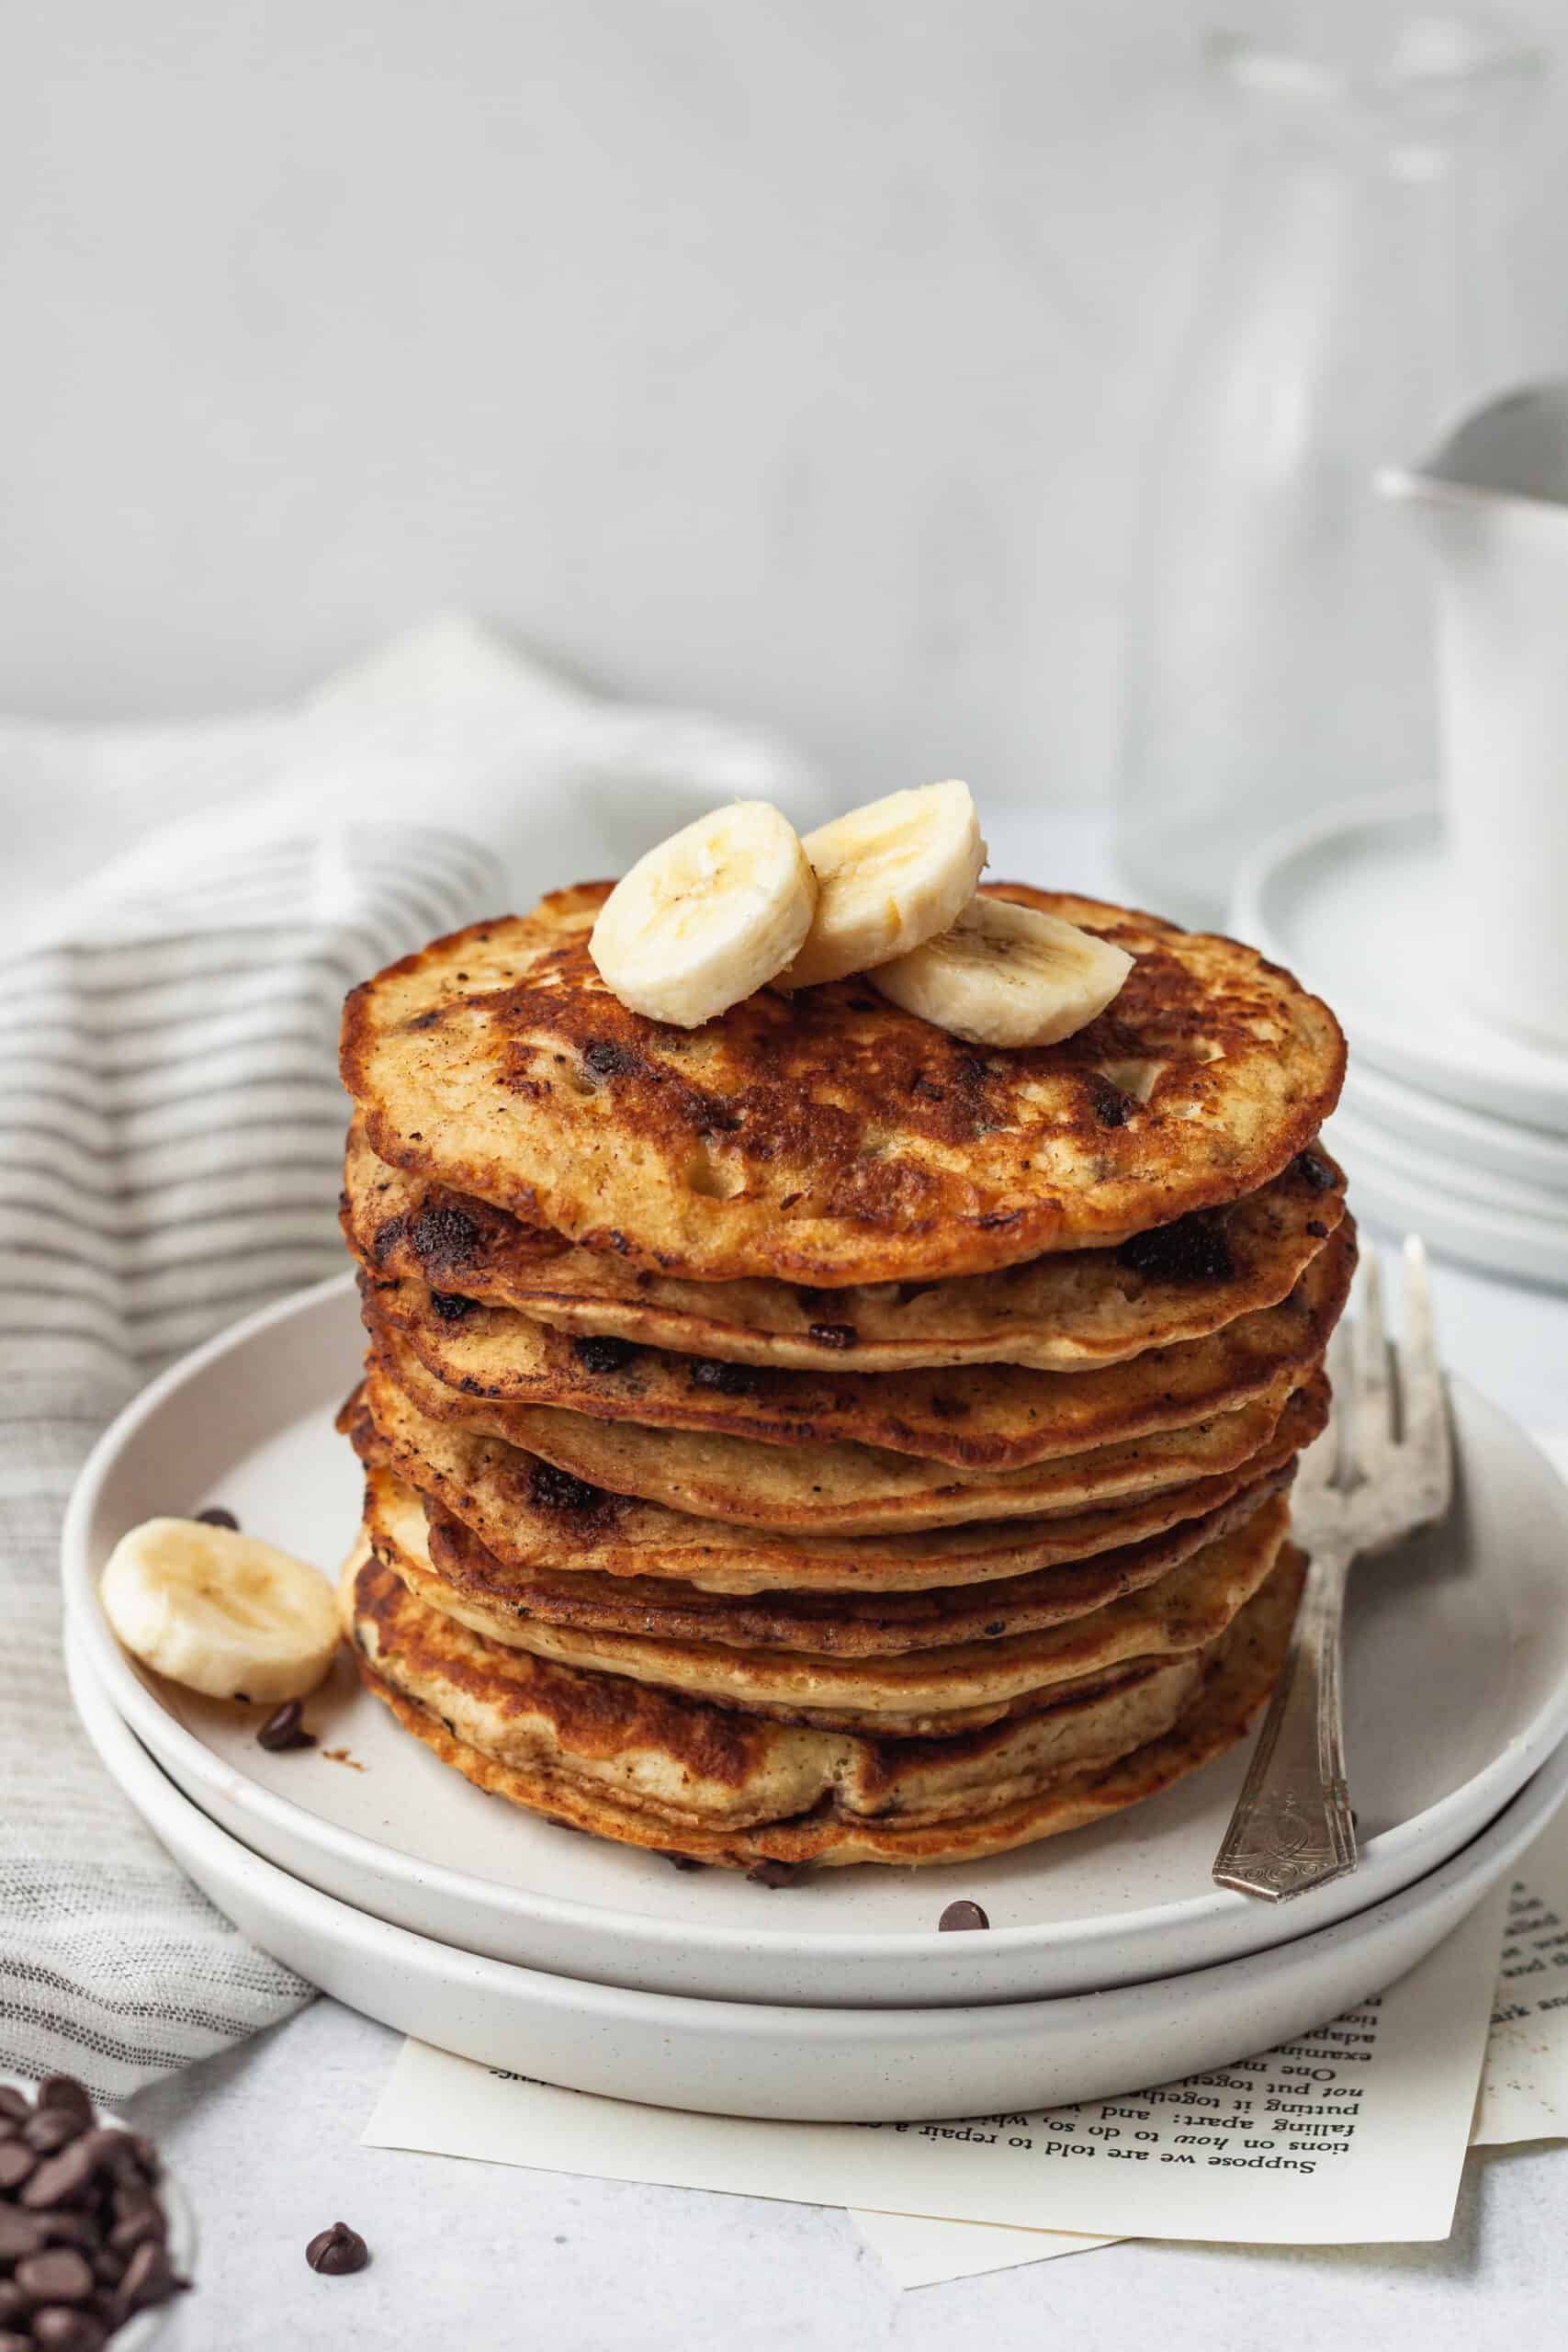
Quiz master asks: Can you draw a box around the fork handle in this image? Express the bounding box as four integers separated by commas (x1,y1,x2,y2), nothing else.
1213,1542,1358,1902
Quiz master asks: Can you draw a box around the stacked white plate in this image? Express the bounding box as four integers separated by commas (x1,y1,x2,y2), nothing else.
1235,789,1568,1289
63,1278,1568,2122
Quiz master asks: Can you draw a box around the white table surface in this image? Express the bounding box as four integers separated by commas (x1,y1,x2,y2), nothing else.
57,800,1568,2342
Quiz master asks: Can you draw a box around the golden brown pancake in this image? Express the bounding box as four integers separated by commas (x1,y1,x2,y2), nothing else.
344,1117,1348,1374
339,884,1347,1285
363,1469,1291,1733
344,1542,1306,1866
345,1363,1325,1595
370,1323,1312,1533
357,1219,1352,1472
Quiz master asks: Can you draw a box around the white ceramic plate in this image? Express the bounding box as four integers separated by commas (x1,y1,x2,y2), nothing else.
65,1623,1568,2123
1235,789,1568,1135
1340,1060,1568,1199
1325,1110,1568,1293
62,1275,1568,2007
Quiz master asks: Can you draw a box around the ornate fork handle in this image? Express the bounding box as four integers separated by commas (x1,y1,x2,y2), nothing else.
1213,1537,1359,1901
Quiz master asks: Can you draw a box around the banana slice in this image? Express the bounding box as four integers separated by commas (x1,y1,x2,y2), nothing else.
590,801,817,1028
871,896,1134,1049
784,780,987,989
100,1518,340,1703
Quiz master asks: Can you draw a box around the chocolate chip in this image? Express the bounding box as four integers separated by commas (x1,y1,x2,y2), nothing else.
410,1202,481,1270
0,2328,32,2352
0,2281,26,2324
0,2088,28,2124
688,1358,766,1396
527,1461,607,1516
0,2143,36,2193
938,1900,990,1931
34,2081,96,2132
17,2250,95,2305
658,1851,705,1872
193,1505,239,1530
807,1322,857,1351
1087,1074,1134,1128
1306,1218,1328,1239
114,2239,177,2312
107,2207,164,2257
747,1860,798,1888
39,2214,99,2255
581,1039,638,1080
0,2208,45,2261
1294,1148,1336,1192
1116,1213,1235,1285
24,2109,86,2154
257,1699,316,1753
570,1335,638,1376
20,2130,129,2210
306,2221,369,2276
31,2311,107,2351
982,1621,1007,1637
429,1289,477,1322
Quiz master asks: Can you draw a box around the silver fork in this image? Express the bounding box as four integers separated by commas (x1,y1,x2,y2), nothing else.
1213,1236,1453,1902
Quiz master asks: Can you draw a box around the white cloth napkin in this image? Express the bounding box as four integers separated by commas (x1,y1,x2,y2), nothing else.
0,619,822,2100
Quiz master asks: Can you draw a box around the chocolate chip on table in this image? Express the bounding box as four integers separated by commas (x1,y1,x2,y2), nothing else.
305,2221,369,2276
938,1900,990,1932
23,2109,86,2155
36,2080,96,2131
194,1505,240,1530
30,2313,107,2352
17,2247,96,2305
257,1699,316,1753
0,2208,43,2260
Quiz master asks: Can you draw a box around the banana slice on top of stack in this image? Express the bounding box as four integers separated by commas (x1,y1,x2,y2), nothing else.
589,780,1133,1047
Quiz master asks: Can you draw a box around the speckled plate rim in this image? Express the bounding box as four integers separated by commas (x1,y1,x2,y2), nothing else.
64,1617,1568,2123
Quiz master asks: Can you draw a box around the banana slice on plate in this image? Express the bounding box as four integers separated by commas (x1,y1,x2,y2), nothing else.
590,800,817,1027
100,1518,340,1703
784,779,987,988
871,895,1134,1049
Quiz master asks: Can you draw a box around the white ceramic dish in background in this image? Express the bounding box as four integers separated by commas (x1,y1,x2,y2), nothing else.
0,2072,197,2350
1326,1111,1568,1293
65,1624,1568,2123
62,1277,1568,2008
1235,789,1568,1135
1339,1059,1568,1199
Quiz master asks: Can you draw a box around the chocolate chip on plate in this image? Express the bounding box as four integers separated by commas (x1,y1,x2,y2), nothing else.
193,1505,240,1530
0,2143,36,2193
747,1860,798,1888
0,2087,28,2124
938,1900,990,1932
305,2221,369,2275
0,2209,44,2261
257,1699,316,1753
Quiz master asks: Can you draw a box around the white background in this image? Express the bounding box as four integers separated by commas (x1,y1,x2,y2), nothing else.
5,0,1564,799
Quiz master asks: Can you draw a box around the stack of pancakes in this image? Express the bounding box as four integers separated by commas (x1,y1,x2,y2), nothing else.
335,882,1350,1873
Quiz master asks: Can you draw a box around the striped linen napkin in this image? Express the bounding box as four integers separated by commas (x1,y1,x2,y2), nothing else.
0,823,499,2099
0,617,821,2101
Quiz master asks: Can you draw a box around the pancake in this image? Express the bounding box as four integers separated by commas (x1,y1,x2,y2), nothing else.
344,1543,1306,1866
363,1470,1291,1732
339,883,1347,1285
370,1324,1313,1533
344,1118,1348,1374
344,1363,1326,1595
358,1219,1352,1472
412,1462,1295,1657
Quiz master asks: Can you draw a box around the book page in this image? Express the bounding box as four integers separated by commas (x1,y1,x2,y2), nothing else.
364,1884,1506,2247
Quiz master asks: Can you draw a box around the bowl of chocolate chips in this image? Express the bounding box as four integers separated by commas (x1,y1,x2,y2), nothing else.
0,2075,192,2350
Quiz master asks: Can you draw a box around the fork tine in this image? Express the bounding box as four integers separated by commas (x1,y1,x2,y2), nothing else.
1399,1234,1452,1516
1321,1314,1359,1490
1352,1239,1393,1476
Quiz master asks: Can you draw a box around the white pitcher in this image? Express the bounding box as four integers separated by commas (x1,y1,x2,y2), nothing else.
1382,386,1568,1055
